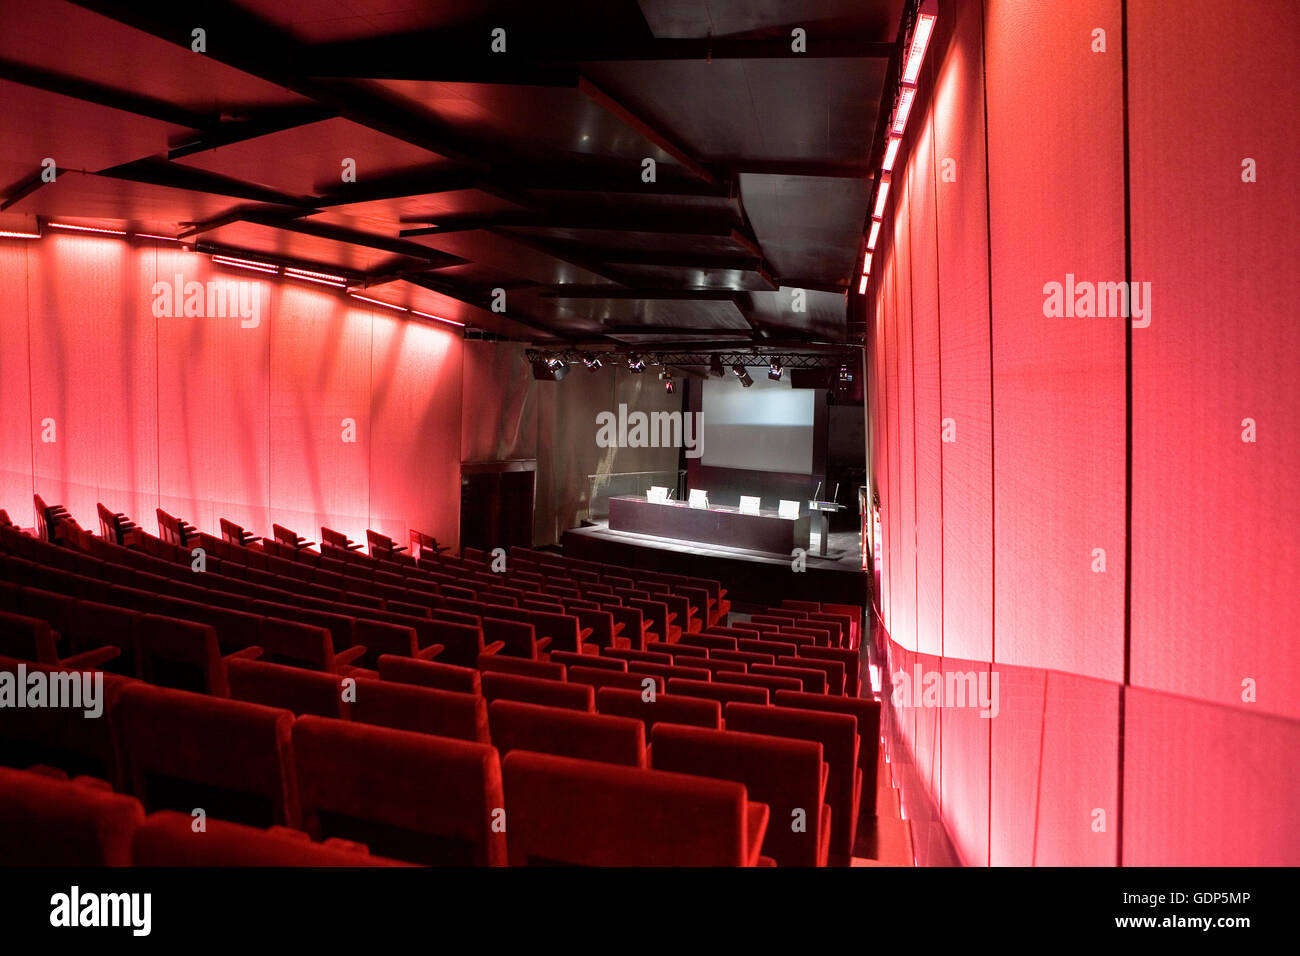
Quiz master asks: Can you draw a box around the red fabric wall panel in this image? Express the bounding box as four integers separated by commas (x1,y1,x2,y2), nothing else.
368,314,463,549
154,248,270,537
883,250,901,637
910,113,944,660
25,235,159,530
984,0,1127,683
1123,687,1300,866
0,244,33,525
933,0,992,666
891,184,918,653
938,653,990,866
1127,0,1300,719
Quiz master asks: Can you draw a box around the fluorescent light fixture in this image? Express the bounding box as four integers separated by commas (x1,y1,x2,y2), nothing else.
862,252,873,274
891,86,916,135
868,219,882,250
882,136,903,172
873,175,891,219
49,221,128,237
0,228,41,239
285,266,347,287
410,309,466,327
902,13,937,85
858,275,869,295
349,292,408,313
211,254,279,274
133,233,179,242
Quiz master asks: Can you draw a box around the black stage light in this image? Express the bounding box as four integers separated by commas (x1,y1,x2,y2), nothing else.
768,358,783,381
582,353,603,370
627,353,645,372
708,354,725,378
731,363,753,387
660,369,675,393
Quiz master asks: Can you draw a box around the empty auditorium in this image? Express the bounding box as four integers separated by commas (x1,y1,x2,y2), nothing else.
0,0,1295,930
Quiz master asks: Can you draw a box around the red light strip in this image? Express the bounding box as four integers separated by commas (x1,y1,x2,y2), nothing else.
49,221,128,236
873,176,891,219
211,255,279,275
134,233,180,242
882,136,902,172
411,309,466,328
858,275,869,295
868,219,882,250
0,229,41,239
902,14,937,84
891,87,916,136
285,267,347,287
349,292,409,313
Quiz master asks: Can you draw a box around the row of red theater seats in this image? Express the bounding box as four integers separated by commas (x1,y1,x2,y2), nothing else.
1,654,878,865
0,617,877,866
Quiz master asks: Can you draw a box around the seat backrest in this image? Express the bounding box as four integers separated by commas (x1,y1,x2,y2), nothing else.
475,653,565,681
723,702,860,861
752,662,828,694
292,715,506,865
596,686,722,732
502,750,765,866
377,654,481,695
567,666,664,696
481,672,594,712
651,723,827,867
773,690,880,797
666,677,768,706
116,683,298,828
715,671,803,695
131,810,408,866
135,615,229,696
350,678,489,744
0,767,143,865
0,610,60,664
227,658,348,719
489,699,646,767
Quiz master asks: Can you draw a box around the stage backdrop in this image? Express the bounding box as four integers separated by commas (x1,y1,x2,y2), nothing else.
864,0,1300,866
0,239,462,551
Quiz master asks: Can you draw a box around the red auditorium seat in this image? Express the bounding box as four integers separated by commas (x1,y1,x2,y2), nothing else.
377,654,481,695
476,653,565,681
481,671,595,712
666,677,768,707
715,671,803,695
0,610,121,669
0,656,133,788
776,655,845,695
751,662,828,694
135,614,259,697
724,703,861,864
489,699,647,767
350,678,490,744
773,691,881,802
116,683,299,828
630,660,712,683
292,716,507,866
132,810,408,866
227,658,349,718
0,768,143,866
549,650,623,672
502,750,771,866
651,724,832,867
566,666,664,696
795,645,862,697
596,686,722,732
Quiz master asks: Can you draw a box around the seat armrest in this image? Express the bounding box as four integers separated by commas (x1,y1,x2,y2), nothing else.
225,646,264,661
333,645,368,667
482,640,506,656
535,636,553,652
415,643,445,661
61,646,121,669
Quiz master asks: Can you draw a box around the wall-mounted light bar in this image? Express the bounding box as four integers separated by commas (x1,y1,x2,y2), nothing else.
0,228,41,239
134,233,180,242
285,266,347,287
891,87,916,136
873,175,891,219
349,292,409,313
867,219,882,250
862,252,873,274
211,254,279,275
901,12,937,85
859,275,869,295
410,309,466,328
49,221,128,237
882,136,903,173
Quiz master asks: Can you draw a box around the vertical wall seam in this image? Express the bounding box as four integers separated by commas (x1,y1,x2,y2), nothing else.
1117,0,1134,869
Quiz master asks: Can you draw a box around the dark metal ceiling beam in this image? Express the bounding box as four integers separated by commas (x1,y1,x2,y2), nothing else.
578,77,714,184
541,288,740,301
0,57,211,129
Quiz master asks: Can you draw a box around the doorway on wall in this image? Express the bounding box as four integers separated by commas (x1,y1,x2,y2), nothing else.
460,460,537,553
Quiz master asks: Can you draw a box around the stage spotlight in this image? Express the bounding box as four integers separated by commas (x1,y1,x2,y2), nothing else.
768,358,783,381
731,363,753,387
546,355,567,372
582,353,603,370
708,354,725,378
627,353,645,372
659,369,675,393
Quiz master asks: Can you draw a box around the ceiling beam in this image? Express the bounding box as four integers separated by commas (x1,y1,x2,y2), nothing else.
578,77,714,184
541,288,740,302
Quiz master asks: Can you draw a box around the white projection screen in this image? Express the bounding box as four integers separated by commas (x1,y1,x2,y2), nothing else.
701,374,816,473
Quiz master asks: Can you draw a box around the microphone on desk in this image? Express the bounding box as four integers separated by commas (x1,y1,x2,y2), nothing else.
812,480,823,502
832,483,840,503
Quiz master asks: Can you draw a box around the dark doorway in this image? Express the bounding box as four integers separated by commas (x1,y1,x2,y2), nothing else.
460,460,537,553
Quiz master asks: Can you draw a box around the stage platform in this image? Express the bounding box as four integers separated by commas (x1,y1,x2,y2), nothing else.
561,520,867,609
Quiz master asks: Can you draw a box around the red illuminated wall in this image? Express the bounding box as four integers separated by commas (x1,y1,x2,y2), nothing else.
866,0,1300,865
0,238,463,550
